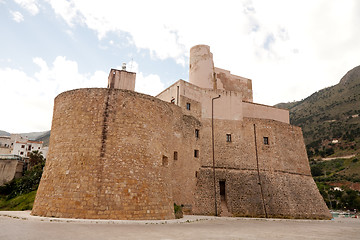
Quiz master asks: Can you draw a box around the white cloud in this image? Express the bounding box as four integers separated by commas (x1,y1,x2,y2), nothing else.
10,10,24,22
14,0,39,15
0,56,105,133
123,61,164,96
0,56,163,132
43,0,360,105
135,73,164,96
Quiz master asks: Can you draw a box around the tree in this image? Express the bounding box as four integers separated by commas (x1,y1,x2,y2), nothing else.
28,150,44,168
311,165,324,177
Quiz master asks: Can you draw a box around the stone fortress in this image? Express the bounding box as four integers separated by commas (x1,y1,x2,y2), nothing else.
32,45,331,220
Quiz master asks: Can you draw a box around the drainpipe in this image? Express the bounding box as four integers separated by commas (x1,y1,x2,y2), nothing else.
212,94,221,216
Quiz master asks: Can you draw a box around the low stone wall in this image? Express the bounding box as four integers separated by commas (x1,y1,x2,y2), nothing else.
0,160,23,186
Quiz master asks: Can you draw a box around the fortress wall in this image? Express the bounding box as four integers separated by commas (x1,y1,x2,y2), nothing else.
32,88,198,220
180,81,243,120
0,160,23,186
193,117,331,219
193,167,266,217
214,67,253,102
189,45,215,89
242,101,289,124
170,114,202,212
261,172,332,219
252,118,310,174
157,80,243,121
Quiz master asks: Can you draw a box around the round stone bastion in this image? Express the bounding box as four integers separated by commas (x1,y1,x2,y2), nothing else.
31,88,177,220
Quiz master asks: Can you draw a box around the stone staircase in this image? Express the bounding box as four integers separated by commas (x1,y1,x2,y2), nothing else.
220,198,232,217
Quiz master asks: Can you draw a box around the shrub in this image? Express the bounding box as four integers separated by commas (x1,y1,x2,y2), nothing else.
0,161,45,199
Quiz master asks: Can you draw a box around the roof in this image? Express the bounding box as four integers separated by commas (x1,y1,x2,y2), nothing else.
0,154,23,160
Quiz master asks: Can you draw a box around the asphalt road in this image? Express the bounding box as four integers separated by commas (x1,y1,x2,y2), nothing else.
0,211,359,240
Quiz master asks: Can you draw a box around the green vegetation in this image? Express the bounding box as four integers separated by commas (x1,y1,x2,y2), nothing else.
277,65,360,211
276,65,360,158
0,152,45,210
0,191,36,210
310,157,360,211
174,203,183,219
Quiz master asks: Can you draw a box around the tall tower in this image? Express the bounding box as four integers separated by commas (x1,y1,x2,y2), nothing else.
107,66,136,91
189,45,216,89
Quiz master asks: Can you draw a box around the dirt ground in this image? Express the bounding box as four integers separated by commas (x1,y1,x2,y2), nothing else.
0,211,359,240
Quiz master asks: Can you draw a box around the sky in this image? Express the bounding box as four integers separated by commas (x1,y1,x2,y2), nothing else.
1,0,360,133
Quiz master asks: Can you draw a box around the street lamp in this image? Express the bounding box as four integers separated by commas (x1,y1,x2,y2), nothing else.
212,94,221,216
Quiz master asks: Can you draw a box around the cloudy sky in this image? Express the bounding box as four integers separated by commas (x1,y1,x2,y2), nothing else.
1,0,359,133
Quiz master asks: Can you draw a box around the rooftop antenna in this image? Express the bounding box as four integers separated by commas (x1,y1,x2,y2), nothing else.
129,58,134,72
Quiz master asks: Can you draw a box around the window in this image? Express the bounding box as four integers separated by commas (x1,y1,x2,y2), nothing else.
186,102,191,110
263,137,269,145
38,147,40,149
219,180,226,197
20,152,24,155
21,145,25,148
170,98,175,104
195,129,200,138
194,150,199,158
162,155,169,166
174,151,178,160
226,134,232,142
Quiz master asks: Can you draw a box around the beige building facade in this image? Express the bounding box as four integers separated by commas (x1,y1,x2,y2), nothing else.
32,45,331,220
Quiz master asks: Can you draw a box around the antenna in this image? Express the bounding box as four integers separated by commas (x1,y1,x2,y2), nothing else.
130,58,133,72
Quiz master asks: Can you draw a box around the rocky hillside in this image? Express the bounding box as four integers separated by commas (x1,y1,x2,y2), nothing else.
276,66,360,210
0,130,10,136
34,131,51,147
276,65,360,157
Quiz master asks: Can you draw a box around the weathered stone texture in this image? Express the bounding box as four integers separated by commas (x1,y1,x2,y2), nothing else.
32,87,331,220
192,118,331,219
0,160,23,185
32,89,199,220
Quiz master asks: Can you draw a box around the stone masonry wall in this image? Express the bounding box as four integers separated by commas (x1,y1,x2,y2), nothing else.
193,118,331,219
32,88,199,220
0,160,23,186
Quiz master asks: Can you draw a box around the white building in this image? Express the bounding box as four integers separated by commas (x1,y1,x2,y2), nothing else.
0,134,48,158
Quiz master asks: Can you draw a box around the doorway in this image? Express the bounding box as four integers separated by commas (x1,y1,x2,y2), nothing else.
219,180,226,200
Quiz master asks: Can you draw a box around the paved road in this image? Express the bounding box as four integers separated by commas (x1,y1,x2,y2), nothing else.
0,211,359,240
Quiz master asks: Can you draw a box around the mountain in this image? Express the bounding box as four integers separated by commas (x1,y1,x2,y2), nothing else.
0,130,10,136
276,65,360,156
0,130,50,146
276,66,360,210
19,131,49,141
34,131,51,147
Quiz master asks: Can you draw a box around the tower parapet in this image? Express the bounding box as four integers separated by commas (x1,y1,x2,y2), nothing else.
189,45,216,89
189,45,253,102
107,68,136,91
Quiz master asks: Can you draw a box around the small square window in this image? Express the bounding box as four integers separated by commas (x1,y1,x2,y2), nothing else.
226,134,232,142
194,150,199,158
186,102,191,110
20,152,24,155
174,151,178,160
21,145,25,148
195,129,200,138
263,137,269,145
162,155,169,166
